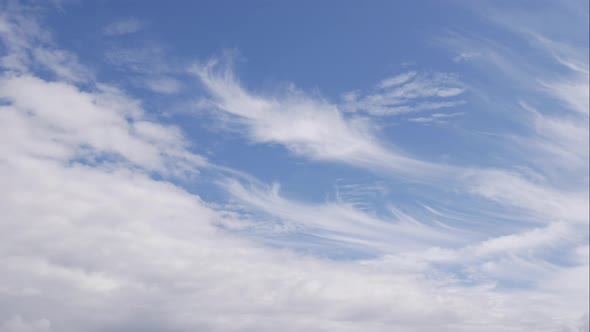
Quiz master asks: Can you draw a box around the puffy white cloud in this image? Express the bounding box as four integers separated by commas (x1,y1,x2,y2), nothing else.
0,75,204,174
1,153,585,332
192,57,588,232
143,76,183,94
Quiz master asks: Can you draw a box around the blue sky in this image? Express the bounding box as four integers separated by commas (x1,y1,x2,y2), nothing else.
0,1,588,331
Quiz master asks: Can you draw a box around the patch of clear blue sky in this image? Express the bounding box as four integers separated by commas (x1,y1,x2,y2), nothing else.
47,1,473,88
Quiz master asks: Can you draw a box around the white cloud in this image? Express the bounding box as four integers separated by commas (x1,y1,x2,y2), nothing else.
32,48,93,83
191,58,588,231
435,6,589,228
104,44,170,74
0,7,90,82
143,76,182,94
528,33,589,76
0,75,204,175
464,169,589,224
0,2,587,331
342,71,466,116
191,59,448,180
453,51,481,63
513,102,589,179
378,71,417,88
1,154,586,331
102,18,144,36
221,179,460,254
191,56,589,247
471,222,576,257
409,111,465,124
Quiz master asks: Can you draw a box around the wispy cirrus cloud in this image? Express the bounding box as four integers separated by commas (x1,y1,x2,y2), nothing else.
102,18,144,36
409,111,464,124
143,76,183,94
220,178,462,255
341,71,466,116
434,0,589,224
191,55,588,233
0,75,204,174
103,42,187,94
191,59,449,180
0,5,92,82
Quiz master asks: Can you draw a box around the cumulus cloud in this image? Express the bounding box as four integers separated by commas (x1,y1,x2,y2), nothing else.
464,169,589,224
2,71,580,331
1,134,585,331
220,179,461,254
434,2,589,227
0,75,204,174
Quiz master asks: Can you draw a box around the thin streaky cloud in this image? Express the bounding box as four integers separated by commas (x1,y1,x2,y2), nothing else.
102,18,144,36
342,71,466,116
191,59,451,181
143,76,182,94
409,111,465,123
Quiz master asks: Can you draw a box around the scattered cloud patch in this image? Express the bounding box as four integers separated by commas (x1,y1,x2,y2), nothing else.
191,58,448,180
102,18,144,36
143,76,182,94
0,7,90,81
409,112,465,124
453,51,481,63
342,71,466,116
104,44,171,74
